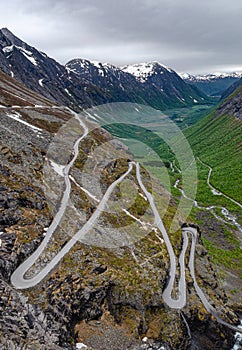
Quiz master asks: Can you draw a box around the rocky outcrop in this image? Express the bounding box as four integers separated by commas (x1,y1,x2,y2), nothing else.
216,85,242,119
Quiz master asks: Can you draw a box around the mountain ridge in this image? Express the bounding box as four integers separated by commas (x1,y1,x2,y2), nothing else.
180,71,242,97
0,28,210,112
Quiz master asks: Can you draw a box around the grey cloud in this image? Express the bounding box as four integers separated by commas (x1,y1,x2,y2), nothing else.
0,0,242,73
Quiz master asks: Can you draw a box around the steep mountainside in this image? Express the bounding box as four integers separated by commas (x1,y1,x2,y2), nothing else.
185,86,242,201
66,59,210,110
66,59,147,103
122,62,209,107
0,70,239,350
183,85,242,311
0,27,213,113
0,28,113,110
221,77,242,100
181,72,242,97
217,85,242,119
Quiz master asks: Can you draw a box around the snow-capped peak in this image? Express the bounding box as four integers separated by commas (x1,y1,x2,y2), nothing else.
66,58,121,78
122,62,173,83
180,71,242,82
90,60,102,68
178,72,195,80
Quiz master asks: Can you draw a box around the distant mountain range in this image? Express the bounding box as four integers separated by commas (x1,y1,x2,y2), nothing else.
0,28,210,111
180,71,242,97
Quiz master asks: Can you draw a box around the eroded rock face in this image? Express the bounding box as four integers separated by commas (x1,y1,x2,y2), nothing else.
217,86,242,119
0,72,240,350
0,278,73,350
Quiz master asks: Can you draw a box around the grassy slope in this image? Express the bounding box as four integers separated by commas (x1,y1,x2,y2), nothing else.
183,94,242,283
105,101,242,280
185,111,242,203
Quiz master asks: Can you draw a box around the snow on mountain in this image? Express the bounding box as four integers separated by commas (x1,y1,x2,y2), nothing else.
66,58,122,79
0,28,111,110
0,28,210,111
179,71,242,97
66,58,209,109
178,72,195,80
180,72,242,82
122,62,173,83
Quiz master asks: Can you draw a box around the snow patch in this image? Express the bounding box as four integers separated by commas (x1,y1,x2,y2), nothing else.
21,51,38,66
6,112,42,133
2,44,39,66
91,60,102,68
123,209,149,230
69,175,99,202
232,320,242,350
2,45,14,53
181,71,242,82
64,88,72,97
50,160,65,177
139,192,147,201
178,72,193,80
122,61,173,82
38,78,44,87
76,343,87,350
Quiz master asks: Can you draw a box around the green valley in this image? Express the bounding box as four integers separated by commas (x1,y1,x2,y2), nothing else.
102,91,242,297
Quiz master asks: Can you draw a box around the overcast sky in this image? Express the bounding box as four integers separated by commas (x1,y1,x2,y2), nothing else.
0,0,242,74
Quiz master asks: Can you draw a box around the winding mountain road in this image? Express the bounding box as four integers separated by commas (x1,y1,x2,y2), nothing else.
10,116,242,334
11,112,134,288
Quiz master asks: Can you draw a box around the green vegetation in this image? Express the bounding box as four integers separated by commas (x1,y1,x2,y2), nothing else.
191,78,239,97
185,112,242,204
202,237,242,270
104,106,241,219
90,100,242,287
164,104,215,129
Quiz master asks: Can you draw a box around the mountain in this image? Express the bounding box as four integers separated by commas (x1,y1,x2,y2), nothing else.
186,84,242,203
217,84,242,119
0,69,239,350
66,59,210,110
183,85,242,317
180,71,242,97
0,28,112,111
221,77,242,100
66,58,151,105
0,28,211,112
121,62,209,107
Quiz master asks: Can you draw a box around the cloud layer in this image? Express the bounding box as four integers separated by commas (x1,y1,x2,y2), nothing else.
1,0,242,73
